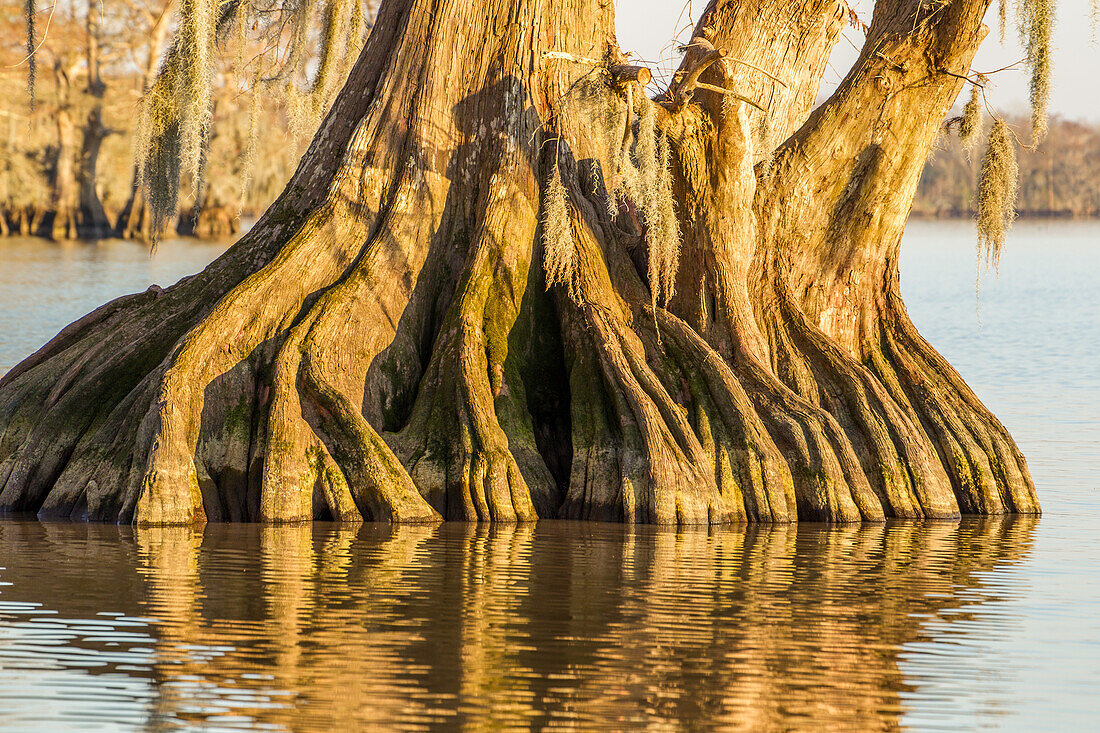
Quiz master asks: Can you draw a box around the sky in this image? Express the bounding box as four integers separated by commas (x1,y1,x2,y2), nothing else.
616,0,1100,122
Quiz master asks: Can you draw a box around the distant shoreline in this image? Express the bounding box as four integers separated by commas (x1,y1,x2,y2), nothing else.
1,214,1098,246
909,210,1100,220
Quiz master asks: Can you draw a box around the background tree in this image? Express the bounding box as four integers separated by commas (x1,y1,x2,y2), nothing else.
0,0,1060,524
0,0,366,238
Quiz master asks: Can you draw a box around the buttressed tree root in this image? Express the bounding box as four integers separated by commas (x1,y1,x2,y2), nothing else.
0,0,1040,525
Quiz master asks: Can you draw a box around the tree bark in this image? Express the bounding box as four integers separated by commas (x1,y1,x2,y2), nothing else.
0,0,1038,525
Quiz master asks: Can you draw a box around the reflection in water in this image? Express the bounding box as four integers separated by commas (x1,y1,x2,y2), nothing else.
0,519,1035,730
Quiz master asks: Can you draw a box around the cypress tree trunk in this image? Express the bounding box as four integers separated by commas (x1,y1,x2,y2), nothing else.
0,0,1039,524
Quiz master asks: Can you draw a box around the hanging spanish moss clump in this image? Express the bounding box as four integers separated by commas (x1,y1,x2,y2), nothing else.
976,119,1018,268
629,100,680,310
239,67,264,205
643,130,680,310
604,98,680,310
311,0,354,101
271,0,312,83
134,0,248,241
24,0,36,111
133,78,183,243
603,85,643,214
602,90,630,217
959,75,987,158
542,161,582,303
338,0,367,86
1018,0,1054,144
282,0,368,148
634,97,658,195
175,0,218,190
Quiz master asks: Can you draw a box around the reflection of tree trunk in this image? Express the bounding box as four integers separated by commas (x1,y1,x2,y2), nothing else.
98,519,1042,730
134,526,208,728
260,525,314,700
0,518,1041,730
0,0,1038,524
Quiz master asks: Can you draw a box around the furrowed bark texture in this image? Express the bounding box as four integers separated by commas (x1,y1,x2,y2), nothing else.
0,0,1038,525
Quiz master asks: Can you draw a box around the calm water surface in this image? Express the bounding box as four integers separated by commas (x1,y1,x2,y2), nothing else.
0,222,1097,731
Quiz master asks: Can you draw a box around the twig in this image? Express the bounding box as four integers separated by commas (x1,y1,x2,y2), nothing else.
694,82,766,112
681,51,788,88
5,2,57,69
667,37,722,109
975,59,1026,76
977,85,1031,149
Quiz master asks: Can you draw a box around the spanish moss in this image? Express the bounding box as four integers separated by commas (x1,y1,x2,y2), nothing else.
643,130,680,309
134,77,183,244
543,160,582,303
1018,0,1055,144
134,0,242,241
176,0,217,189
239,68,264,205
959,74,987,158
25,0,36,111
338,0,367,85
976,119,1019,268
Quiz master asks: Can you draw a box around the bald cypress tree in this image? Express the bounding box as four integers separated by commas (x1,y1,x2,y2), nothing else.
0,0,1049,524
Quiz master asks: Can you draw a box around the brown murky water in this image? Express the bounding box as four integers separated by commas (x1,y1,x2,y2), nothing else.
1,221,1099,730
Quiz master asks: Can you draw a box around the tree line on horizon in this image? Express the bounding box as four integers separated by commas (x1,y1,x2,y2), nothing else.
916,114,1100,219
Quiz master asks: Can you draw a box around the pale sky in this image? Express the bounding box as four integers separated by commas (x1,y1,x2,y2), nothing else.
616,0,1100,122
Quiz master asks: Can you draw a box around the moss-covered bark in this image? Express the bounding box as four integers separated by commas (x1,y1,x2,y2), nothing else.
0,0,1038,525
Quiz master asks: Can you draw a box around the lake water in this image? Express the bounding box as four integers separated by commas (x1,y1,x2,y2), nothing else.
0,220,1097,731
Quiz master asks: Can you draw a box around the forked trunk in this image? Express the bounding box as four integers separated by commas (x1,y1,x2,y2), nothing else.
0,0,1039,524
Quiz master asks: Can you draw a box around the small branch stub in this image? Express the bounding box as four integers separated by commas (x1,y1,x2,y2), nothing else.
609,64,651,87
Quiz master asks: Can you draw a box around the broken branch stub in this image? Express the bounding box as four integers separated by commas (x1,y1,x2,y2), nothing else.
609,64,651,87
